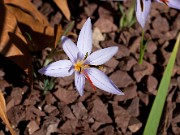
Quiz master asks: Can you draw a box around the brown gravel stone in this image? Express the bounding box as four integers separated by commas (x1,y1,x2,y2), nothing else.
161,47,171,65
58,75,74,87
7,105,26,126
24,90,41,106
169,78,178,90
172,113,180,124
119,31,131,45
138,91,149,106
6,99,15,112
26,105,46,119
45,93,57,104
0,70,5,78
71,102,88,120
152,16,169,33
60,119,78,134
145,53,157,64
0,80,10,90
101,40,118,48
119,56,137,71
164,30,178,41
174,65,180,75
146,41,157,53
176,91,180,103
58,103,75,119
114,85,137,102
49,108,59,117
98,7,113,21
147,75,158,95
116,45,130,59
104,57,119,69
112,103,131,133
94,18,117,33
127,97,140,117
173,13,180,30
27,120,40,135
0,131,4,135
39,2,53,17
50,12,62,27
33,129,45,135
172,123,180,135
110,70,134,88
133,61,154,82
88,98,112,124
91,121,103,131
152,2,169,12
176,44,180,66
129,37,141,53
170,9,178,17
10,87,23,105
77,17,87,30
128,117,142,133
78,92,92,102
53,87,79,105
150,8,159,18
46,118,60,135
84,3,97,16
97,125,114,135
44,104,56,113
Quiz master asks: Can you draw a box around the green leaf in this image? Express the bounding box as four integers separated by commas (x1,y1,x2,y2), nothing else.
143,33,180,135
126,0,135,24
119,0,136,29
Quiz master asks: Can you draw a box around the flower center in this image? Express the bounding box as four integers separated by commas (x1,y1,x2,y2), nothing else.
74,60,96,91
74,60,89,72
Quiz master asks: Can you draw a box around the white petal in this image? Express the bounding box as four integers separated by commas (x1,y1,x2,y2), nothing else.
85,68,124,95
75,72,85,96
136,0,151,28
62,36,79,63
85,47,118,65
77,18,92,57
156,0,180,10
38,60,73,77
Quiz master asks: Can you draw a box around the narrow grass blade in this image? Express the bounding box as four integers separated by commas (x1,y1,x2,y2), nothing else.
143,33,180,135
138,30,147,64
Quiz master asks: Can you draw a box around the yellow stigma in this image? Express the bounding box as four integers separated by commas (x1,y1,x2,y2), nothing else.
74,61,83,71
74,60,89,72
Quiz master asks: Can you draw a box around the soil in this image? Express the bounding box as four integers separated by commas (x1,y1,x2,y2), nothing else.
0,0,180,135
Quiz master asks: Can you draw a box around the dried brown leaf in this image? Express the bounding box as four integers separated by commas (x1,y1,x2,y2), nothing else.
4,0,49,25
0,4,31,74
54,25,63,48
0,90,16,135
0,2,56,80
6,4,54,51
54,0,71,20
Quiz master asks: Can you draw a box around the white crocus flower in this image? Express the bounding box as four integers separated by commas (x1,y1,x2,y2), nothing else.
136,0,180,28
39,18,124,96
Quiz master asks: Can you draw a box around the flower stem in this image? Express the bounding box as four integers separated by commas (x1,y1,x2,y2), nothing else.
138,30,146,64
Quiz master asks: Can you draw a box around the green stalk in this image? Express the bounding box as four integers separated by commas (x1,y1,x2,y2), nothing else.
138,30,146,64
143,33,180,135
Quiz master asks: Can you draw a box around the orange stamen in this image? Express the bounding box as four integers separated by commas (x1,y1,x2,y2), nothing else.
82,71,96,91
